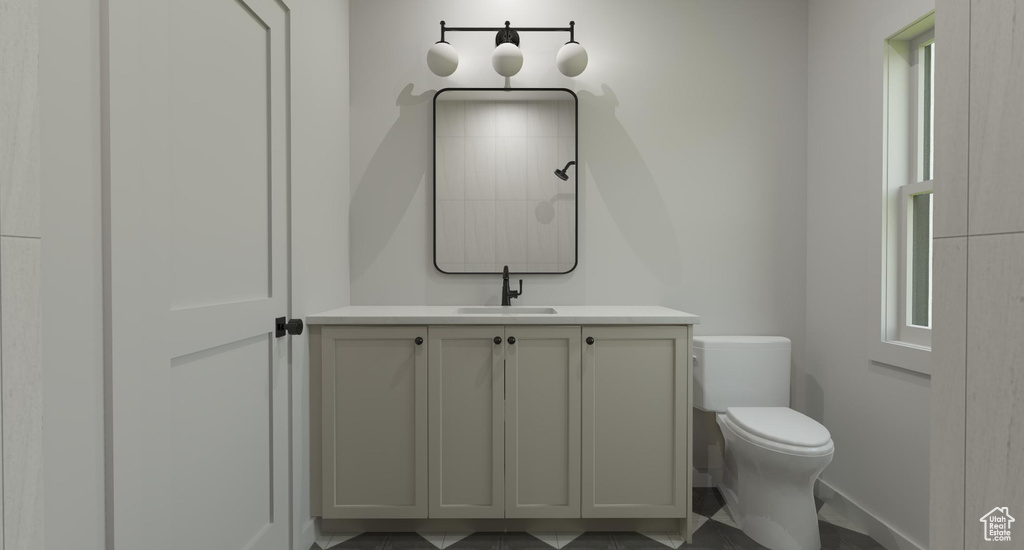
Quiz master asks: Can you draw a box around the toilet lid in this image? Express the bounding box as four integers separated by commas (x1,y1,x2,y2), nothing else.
726,407,832,447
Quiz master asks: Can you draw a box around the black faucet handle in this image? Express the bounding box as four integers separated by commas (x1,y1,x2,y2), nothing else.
508,279,522,300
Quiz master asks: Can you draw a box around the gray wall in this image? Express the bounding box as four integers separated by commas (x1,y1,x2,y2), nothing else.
347,0,809,356
28,1,961,548
1,0,44,548
349,4,950,543
291,1,352,547
348,0,808,512
804,0,934,547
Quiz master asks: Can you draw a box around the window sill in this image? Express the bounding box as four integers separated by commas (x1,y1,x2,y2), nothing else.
868,339,931,376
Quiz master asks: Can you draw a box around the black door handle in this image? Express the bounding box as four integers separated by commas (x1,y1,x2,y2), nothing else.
415,337,424,345
275,317,304,337
586,337,594,345
494,336,502,345
507,336,516,345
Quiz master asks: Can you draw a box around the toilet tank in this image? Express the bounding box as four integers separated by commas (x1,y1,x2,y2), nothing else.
693,336,791,413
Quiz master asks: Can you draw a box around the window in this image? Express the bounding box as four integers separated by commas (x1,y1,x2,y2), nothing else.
882,14,934,352
900,31,934,346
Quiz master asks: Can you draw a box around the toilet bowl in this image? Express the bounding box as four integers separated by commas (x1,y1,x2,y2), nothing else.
717,407,834,550
693,336,834,550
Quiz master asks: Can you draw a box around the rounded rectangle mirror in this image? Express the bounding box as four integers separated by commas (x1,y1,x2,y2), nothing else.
433,88,578,274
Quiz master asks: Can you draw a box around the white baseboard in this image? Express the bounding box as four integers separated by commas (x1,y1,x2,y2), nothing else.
814,479,925,550
296,517,316,550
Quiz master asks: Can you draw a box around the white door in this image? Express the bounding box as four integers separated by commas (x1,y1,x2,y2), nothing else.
107,0,291,548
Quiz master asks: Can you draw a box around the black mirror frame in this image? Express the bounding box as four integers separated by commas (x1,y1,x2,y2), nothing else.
432,87,579,275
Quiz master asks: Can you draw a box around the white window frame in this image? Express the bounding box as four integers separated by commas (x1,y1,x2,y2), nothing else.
898,30,934,348
871,12,934,375
898,180,933,347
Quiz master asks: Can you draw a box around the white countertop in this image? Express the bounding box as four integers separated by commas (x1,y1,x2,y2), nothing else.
306,305,700,326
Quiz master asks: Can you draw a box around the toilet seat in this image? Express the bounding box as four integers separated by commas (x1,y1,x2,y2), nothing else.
722,407,834,457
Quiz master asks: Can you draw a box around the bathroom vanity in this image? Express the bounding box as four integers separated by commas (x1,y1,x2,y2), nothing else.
308,306,699,539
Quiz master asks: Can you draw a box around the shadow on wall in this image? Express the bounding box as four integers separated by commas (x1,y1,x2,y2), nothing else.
578,84,684,286
350,84,434,282
693,408,725,473
801,372,825,423
350,83,683,286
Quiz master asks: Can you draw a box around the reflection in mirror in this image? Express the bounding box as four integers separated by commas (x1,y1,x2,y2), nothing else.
434,89,577,274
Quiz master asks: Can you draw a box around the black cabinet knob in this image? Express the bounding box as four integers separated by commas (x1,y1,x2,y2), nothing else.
507,336,516,345
494,336,502,345
586,336,595,345
415,337,424,346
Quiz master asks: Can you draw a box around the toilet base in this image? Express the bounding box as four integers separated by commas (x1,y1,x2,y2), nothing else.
719,473,823,550
717,413,834,550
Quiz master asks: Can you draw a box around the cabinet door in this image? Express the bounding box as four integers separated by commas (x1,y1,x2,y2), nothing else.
505,326,582,518
321,326,428,518
428,326,505,518
581,326,689,518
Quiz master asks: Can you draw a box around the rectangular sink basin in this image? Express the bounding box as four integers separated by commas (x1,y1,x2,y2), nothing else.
456,306,558,315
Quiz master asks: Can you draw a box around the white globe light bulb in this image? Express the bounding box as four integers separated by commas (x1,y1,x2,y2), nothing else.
427,41,459,77
556,41,588,77
491,42,524,77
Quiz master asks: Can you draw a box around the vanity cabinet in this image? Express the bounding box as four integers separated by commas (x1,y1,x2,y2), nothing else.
582,326,689,518
427,326,583,519
319,326,428,519
309,307,696,536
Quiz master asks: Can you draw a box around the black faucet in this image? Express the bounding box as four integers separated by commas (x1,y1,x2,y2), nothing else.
501,265,522,306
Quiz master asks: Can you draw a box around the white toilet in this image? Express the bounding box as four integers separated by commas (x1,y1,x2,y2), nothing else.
694,336,834,550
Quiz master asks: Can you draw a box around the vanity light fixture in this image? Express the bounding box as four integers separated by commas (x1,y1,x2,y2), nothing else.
491,23,524,78
427,40,459,77
427,20,588,78
556,40,588,77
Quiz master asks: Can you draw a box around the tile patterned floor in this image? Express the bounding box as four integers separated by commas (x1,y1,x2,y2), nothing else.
312,488,886,550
